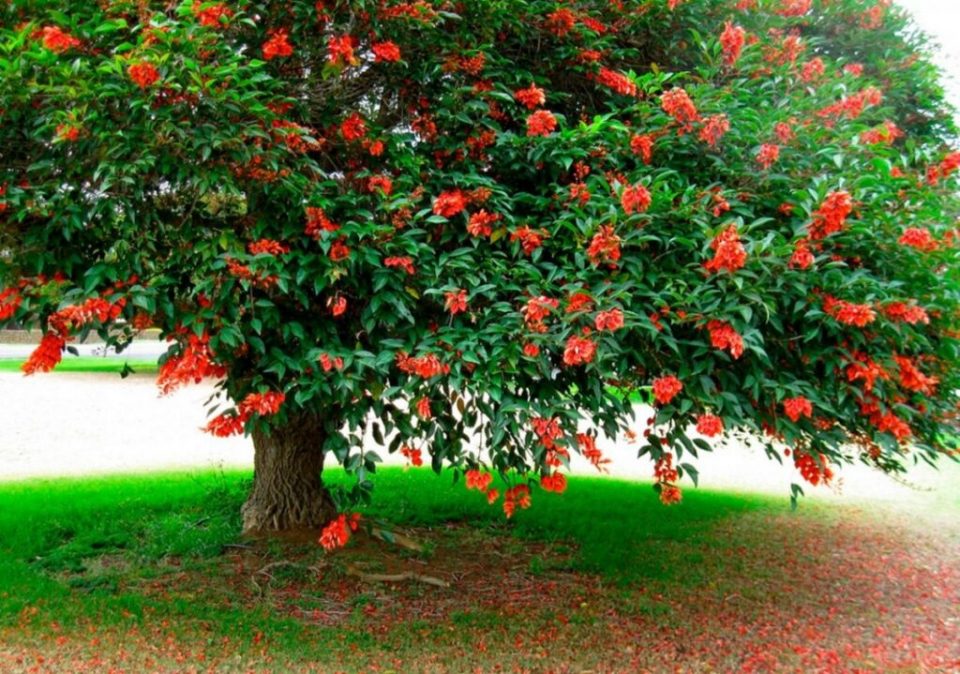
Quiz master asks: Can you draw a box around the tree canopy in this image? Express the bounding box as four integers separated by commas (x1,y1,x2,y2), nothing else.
2,0,959,535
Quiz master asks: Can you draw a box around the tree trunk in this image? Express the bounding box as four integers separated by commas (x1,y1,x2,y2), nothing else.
241,413,338,535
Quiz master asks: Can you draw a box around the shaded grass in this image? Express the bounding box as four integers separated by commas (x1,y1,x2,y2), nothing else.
0,357,159,374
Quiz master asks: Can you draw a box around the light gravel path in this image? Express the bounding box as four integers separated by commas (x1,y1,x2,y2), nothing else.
0,372,954,513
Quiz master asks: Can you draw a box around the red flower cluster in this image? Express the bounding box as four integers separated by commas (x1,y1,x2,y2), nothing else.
467,210,499,237
654,453,682,505
898,228,936,252
720,22,746,66
319,353,344,372
540,472,567,494
511,226,547,255
595,68,637,96
465,469,494,492
563,334,596,366
894,355,938,395
248,239,289,256
444,289,468,315
630,134,654,164
595,308,624,332
699,115,730,148
523,296,559,332
22,334,67,375
756,143,780,169
401,445,423,467
263,30,293,60
503,484,532,518
319,513,361,551
372,41,401,63
827,299,876,327
783,396,813,422
205,391,285,437
704,225,746,274
40,26,81,53
577,434,610,472
882,302,929,325
794,451,833,486
661,88,699,128
328,35,357,66
433,190,467,218
128,62,160,89
515,85,546,110
696,414,724,437
396,352,450,378
652,375,683,405
621,183,652,215
384,256,416,275
532,417,563,450
157,333,227,394
587,225,621,266
193,2,232,27
305,207,339,237
846,353,890,391
526,110,557,137
340,112,367,141
0,287,23,321
809,190,853,240
790,238,815,270
707,320,744,359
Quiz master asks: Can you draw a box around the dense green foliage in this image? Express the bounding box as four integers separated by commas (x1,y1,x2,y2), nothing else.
1,0,959,510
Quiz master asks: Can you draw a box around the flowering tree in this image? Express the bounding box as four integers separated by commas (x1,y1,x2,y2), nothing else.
2,0,959,538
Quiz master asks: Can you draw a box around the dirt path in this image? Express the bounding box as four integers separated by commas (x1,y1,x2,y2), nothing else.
1,372,955,516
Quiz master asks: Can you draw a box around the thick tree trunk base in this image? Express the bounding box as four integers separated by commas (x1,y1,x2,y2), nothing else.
241,414,337,536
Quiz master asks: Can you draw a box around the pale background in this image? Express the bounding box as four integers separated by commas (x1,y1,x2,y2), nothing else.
897,0,960,113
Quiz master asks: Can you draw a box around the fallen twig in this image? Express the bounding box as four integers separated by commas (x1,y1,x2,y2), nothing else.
345,564,450,588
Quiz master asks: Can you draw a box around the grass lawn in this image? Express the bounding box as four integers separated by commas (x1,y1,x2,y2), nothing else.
0,357,159,375
1,468,958,672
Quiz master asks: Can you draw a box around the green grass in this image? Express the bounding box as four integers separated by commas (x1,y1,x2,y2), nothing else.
1,466,955,670
0,357,159,374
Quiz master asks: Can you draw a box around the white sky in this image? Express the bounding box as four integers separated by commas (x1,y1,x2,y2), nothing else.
896,0,960,117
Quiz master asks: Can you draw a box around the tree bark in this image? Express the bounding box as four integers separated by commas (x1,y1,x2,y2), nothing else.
241,413,337,535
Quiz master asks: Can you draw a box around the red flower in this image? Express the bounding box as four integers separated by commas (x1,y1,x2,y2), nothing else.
239,391,285,417
523,342,541,358
396,352,450,378
652,376,683,405
789,237,814,270
128,62,160,89
444,289,468,315
577,434,610,472
305,207,339,237
882,302,929,325
510,226,548,255
587,225,621,266
319,353,344,372
384,256,416,275
540,472,567,494
809,192,852,241
898,228,936,252
22,333,66,375
340,113,367,142
329,239,351,262
698,114,730,148
704,225,746,274
595,68,637,96
248,239,289,256
193,2,232,27
526,110,557,137
328,34,357,66
329,295,347,317
800,57,825,82
756,143,780,169
720,22,746,66
467,210,500,237
157,333,227,394
372,41,401,63
40,26,81,53
794,451,833,486
621,183,652,215
595,308,624,332
0,287,22,321
696,414,724,437
319,513,361,551
829,300,876,327
205,413,245,437
783,396,813,422
415,396,432,420
566,292,593,314
661,88,699,128
706,320,744,359
523,295,558,332
503,484,531,518
466,469,494,492
563,335,596,366
515,85,546,110
368,175,393,195
432,190,467,218
630,134,654,164
55,124,80,142
659,484,682,505
262,30,294,60
894,355,938,395
401,446,423,467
